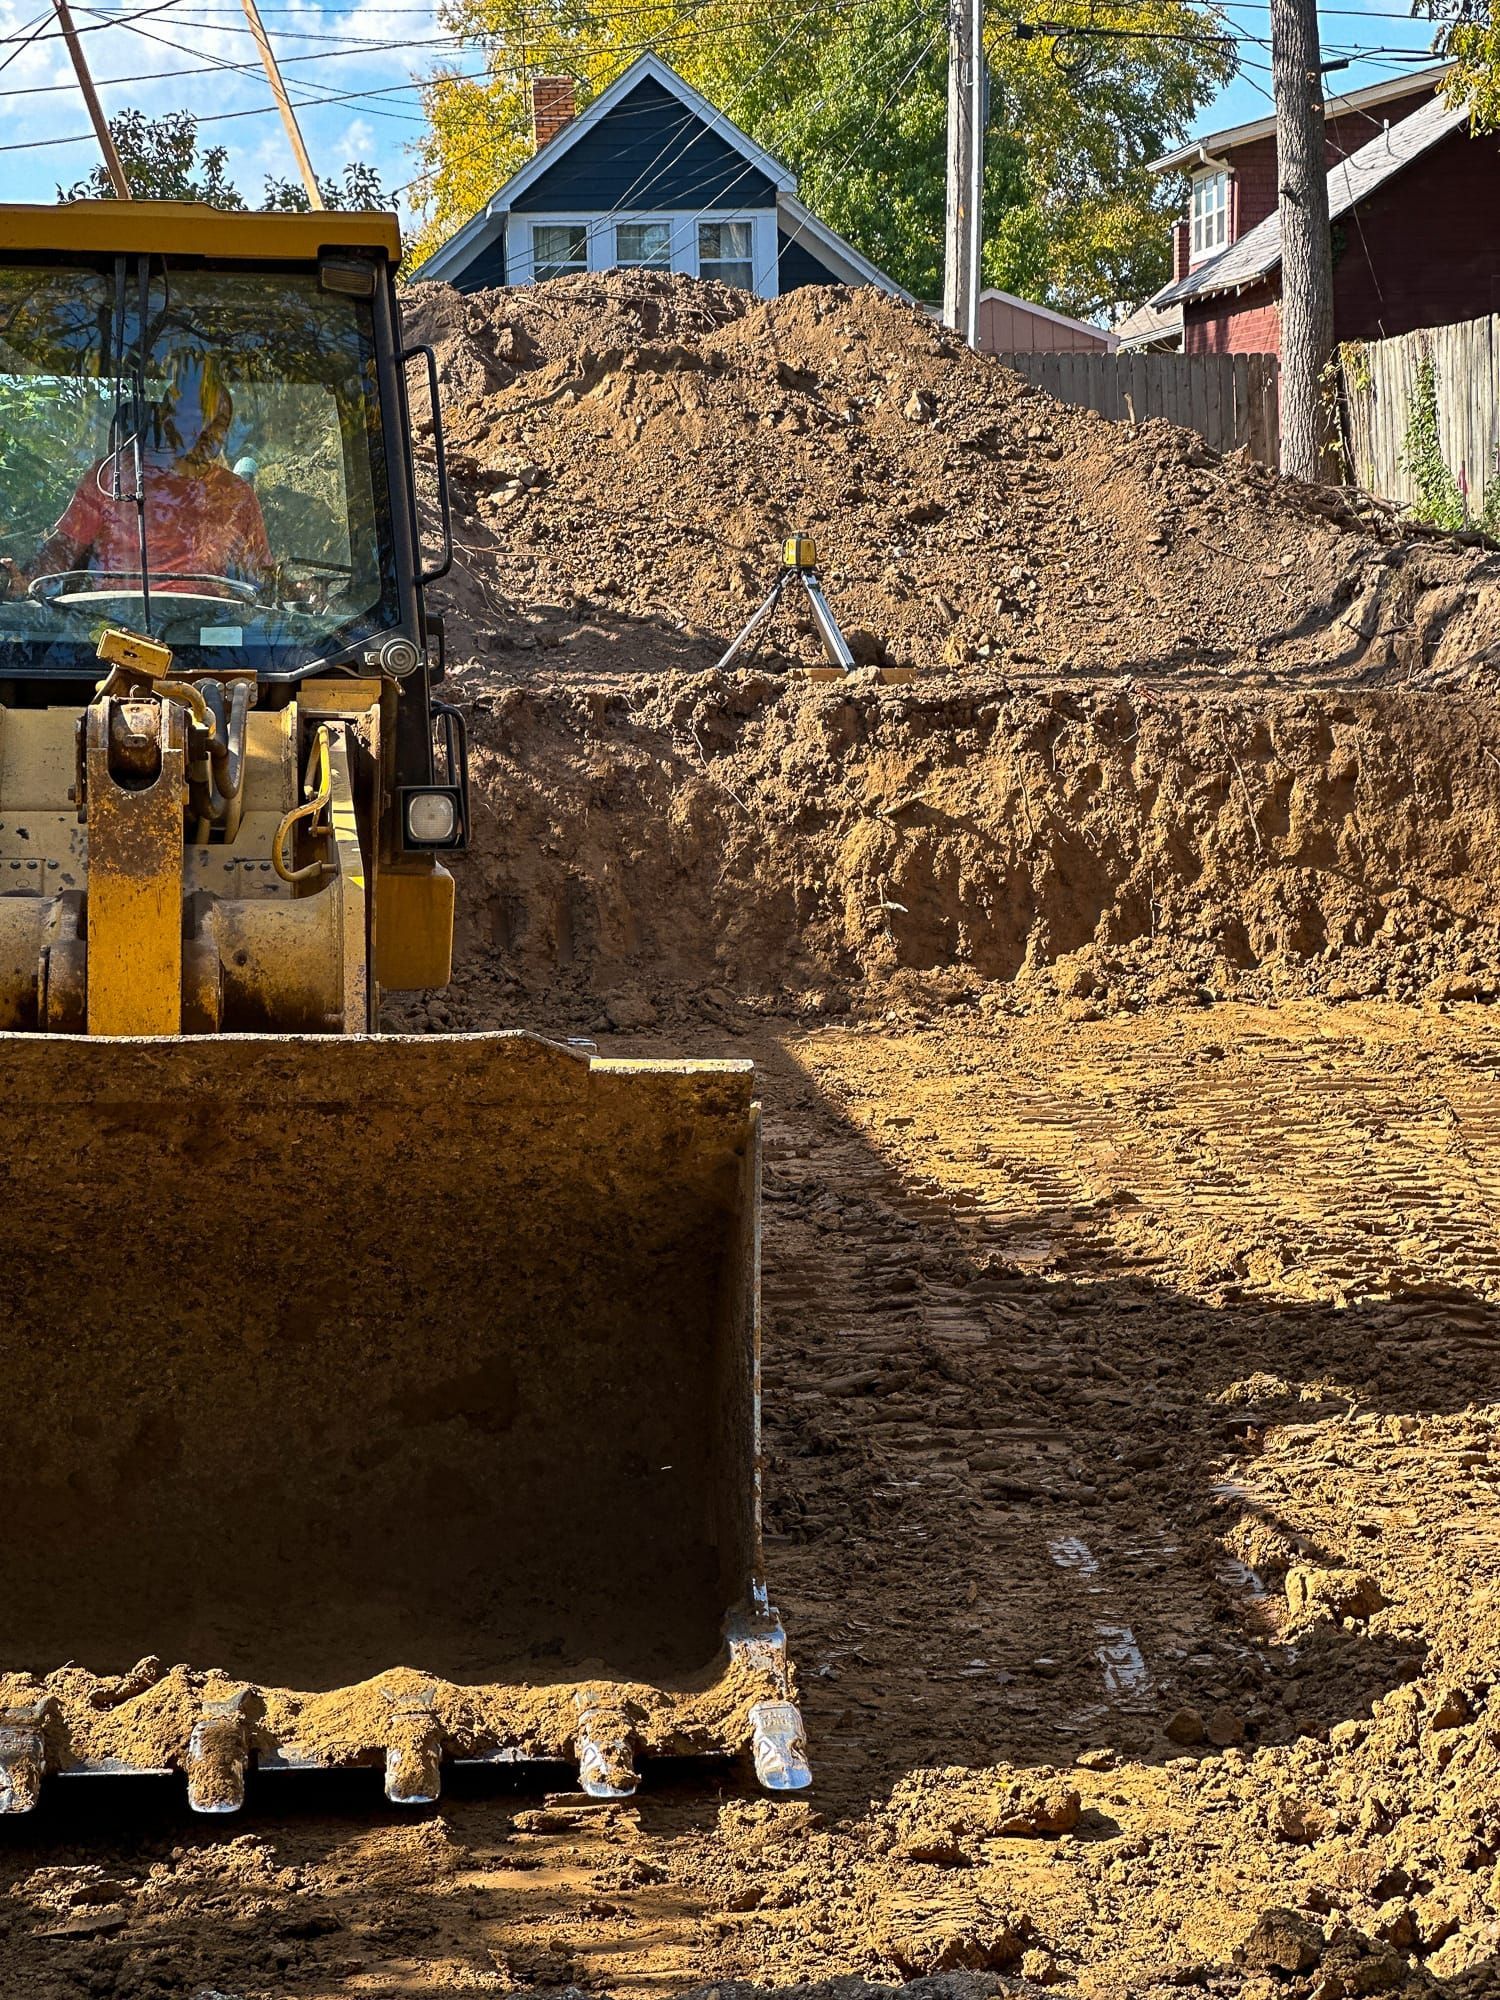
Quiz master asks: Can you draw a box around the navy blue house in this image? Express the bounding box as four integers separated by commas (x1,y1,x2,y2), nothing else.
409,54,909,300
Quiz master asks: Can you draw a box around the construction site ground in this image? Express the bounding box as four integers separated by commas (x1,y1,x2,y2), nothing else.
4,275,1500,1999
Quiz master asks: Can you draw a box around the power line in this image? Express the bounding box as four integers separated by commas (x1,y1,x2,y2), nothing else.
0,5,57,77
0,63,429,148
44,0,833,129
5,0,1443,179
0,0,841,154
0,0,187,46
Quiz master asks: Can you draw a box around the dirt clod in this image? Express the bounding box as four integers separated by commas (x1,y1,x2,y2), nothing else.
1237,1908,1325,1974
1285,1568,1387,1627
878,1901,1031,1977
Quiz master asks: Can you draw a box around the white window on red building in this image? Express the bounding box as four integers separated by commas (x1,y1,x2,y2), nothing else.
1190,168,1229,260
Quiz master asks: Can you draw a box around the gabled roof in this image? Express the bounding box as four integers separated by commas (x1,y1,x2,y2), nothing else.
490,55,795,211
777,192,911,297
414,54,796,281
411,53,910,299
1154,90,1473,307
1149,60,1454,173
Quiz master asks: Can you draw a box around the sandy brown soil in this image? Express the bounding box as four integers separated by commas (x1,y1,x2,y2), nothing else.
3,1004,1497,2000
410,671,1500,1037
4,278,1499,2000
404,274,1500,692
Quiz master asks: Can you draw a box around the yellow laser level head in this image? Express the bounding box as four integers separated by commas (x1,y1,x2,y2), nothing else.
96,627,174,679
783,536,819,572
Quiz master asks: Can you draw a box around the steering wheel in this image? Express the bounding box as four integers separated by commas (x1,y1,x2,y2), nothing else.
28,570,261,605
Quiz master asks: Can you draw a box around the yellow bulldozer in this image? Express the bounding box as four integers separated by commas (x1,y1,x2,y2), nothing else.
0,200,808,1814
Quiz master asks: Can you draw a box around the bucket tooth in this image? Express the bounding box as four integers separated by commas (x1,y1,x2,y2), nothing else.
186,1695,250,1815
728,1611,811,1790
749,1700,812,1793
0,1701,52,1814
385,1689,442,1806
575,1704,639,1799
726,1609,793,1694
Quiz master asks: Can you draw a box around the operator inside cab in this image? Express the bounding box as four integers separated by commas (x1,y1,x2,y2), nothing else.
0,347,273,602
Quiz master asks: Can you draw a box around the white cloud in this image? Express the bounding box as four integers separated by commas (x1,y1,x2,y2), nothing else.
337,114,376,159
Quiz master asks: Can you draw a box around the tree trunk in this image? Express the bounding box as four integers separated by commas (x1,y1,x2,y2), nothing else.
1271,0,1335,481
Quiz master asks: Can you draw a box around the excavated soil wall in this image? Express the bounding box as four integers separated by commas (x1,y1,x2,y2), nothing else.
410,673,1500,1032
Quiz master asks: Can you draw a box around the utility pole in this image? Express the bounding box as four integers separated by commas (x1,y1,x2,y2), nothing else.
53,0,131,198
944,0,984,344
1270,0,1333,480
240,0,324,208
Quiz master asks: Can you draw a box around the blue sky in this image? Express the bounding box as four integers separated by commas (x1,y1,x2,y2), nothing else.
0,0,447,218
1194,0,1441,133
0,0,1446,231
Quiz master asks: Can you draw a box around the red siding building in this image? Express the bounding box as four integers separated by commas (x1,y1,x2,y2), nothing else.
1119,64,1467,354
1155,93,1499,355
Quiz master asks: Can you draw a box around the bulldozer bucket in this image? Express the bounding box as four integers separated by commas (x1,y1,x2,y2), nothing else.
0,1031,809,1812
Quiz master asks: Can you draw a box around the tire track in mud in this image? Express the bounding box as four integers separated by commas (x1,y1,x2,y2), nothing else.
755,1006,1500,1812
3,1005,1498,1997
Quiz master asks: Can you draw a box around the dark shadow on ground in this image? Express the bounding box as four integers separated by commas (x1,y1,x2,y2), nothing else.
0,1014,1495,1997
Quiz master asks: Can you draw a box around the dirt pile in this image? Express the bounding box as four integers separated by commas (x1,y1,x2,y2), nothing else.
407,671,1500,1030
405,272,1500,689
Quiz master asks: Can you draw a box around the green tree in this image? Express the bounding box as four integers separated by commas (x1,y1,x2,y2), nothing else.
263,160,391,211
1416,0,1500,129
693,0,1235,316
63,108,245,206
62,109,387,211
409,0,1233,317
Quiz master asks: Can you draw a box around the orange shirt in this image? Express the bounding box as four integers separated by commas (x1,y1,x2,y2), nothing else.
52,455,273,591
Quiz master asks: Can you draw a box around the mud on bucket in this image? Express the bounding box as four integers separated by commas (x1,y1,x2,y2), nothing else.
0,1030,807,1805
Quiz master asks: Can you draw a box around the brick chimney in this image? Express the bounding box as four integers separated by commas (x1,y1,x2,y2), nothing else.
1172,219,1191,281
531,76,577,151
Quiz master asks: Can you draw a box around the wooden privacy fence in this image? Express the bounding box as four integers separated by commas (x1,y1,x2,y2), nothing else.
996,351,1281,467
1340,315,1500,515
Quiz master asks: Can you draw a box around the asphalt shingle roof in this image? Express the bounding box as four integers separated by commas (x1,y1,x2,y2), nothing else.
1114,297,1183,348
1153,91,1471,308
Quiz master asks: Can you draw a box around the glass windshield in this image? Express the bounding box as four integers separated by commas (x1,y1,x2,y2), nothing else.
0,262,396,676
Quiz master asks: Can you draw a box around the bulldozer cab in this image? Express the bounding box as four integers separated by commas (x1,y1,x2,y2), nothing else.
0,202,807,1817
0,208,434,687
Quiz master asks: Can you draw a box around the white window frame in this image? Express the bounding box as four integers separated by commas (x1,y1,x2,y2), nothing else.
505,210,778,296
526,219,590,283
613,218,674,270
696,217,756,290
1189,169,1230,262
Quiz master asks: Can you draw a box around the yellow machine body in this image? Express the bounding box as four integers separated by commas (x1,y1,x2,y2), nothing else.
0,683,381,1035
0,203,805,1813
3,199,402,264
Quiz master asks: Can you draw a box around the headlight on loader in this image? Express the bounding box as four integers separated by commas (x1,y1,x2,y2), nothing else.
402,787,463,848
